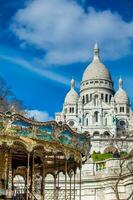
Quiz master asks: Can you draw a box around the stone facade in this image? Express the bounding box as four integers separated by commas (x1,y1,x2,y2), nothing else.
55,43,133,199
55,43,133,152
80,157,133,200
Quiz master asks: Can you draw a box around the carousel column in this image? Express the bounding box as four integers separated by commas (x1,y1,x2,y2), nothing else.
41,156,45,200
31,152,35,196
26,153,30,200
54,174,57,200
69,173,72,200
74,171,76,200
79,166,82,200
7,151,13,198
65,158,67,200
57,155,60,200
0,149,9,197
54,155,57,200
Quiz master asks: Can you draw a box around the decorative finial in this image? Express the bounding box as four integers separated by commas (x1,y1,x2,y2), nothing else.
119,77,123,89
71,78,75,89
93,41,100,61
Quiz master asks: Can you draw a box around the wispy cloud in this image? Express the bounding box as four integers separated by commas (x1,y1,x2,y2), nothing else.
25,109,53,121
11,0,133,65
0,54,70,86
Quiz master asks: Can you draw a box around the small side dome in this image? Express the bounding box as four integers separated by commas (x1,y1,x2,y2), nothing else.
114,78,129,104
64,79,79,104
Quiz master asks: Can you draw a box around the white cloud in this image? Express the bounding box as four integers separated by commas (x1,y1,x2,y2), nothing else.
0,54,70,85
25,109,53,121
11,0,133,65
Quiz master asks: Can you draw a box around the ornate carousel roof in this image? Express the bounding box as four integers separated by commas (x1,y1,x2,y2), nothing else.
0,111,90,164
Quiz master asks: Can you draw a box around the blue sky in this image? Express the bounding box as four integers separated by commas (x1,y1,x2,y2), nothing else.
0,0,133,120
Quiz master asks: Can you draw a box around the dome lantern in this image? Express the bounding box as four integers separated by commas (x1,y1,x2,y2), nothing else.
93,42,100,61
71,78,75,89
119,77,123,89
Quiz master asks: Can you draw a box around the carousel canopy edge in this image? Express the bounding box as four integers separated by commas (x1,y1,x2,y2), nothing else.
0,112,90,157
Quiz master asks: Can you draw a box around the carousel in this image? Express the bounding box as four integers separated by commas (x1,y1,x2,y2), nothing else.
0,111,90,200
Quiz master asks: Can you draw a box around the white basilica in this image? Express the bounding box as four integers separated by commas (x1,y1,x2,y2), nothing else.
55,43,133,200
56,43,133,138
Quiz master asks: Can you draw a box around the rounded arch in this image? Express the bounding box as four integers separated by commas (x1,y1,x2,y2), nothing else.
83,131,90,137
86,94,89,103
93,131,100,137
104,146,118,154
94,111,99,123
82,95,85,104
94,95,99,106
103,131,111,137
32,144,44,152
45,173,55,179
13,140,29,152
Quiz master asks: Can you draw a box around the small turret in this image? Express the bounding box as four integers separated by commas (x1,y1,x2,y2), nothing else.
119,77,123,89
71,78,75,89
64,79,79,105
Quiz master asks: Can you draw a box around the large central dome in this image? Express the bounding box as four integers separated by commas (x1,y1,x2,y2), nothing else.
82,43,112,82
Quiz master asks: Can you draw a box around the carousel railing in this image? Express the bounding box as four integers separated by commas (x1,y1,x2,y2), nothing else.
45,189,75,200
12,186,38,200
5,188,76,200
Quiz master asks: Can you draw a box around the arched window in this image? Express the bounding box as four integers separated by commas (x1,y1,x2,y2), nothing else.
103,131,110,137
93,131,100,137
90,94,92,101
94,111,99,123
69,107,74,113
109,95,112,102
94,95,98,106
105,118,107,126
86,118,88,126
82,96,85,104
86,94,89,103
120,107,124,112
105,94,108,102
104,112,108,126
